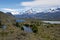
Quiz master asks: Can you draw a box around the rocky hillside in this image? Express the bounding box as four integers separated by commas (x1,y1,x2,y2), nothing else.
0,11,60,40
0,11,38,40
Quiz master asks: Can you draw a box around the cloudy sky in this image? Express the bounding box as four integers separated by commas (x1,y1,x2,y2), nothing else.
0,0,60,15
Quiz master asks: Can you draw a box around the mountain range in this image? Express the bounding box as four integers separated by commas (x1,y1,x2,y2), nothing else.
14,8,60,21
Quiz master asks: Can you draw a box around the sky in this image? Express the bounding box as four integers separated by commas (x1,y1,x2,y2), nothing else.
0,0,60,15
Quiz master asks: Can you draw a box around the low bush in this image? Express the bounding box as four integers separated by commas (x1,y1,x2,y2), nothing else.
30,24,38,33
16,22,20,27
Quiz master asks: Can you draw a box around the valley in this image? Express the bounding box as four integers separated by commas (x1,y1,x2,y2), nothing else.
0,11,60,40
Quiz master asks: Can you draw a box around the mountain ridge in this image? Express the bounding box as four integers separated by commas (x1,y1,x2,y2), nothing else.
14,8,60,21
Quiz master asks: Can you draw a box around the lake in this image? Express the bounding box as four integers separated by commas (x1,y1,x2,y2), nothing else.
23,26,33,33
16,20,25,22
2,25,7,30
42,21,60,24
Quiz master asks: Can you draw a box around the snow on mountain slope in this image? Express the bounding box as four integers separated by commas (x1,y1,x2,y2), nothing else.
5,7,60,15
14,8,60,21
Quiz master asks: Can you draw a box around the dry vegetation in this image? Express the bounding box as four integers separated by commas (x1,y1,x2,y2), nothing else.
0,11,60,40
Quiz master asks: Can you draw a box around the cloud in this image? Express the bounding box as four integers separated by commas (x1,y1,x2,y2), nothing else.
3,8,15,11
21,0,60,7
1,8,20,15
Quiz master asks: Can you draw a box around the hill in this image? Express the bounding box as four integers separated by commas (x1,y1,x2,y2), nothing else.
0,11,15,24
0,11,60,40
0,11,38,40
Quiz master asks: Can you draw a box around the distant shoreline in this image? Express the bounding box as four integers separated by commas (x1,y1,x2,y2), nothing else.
42,21,60,24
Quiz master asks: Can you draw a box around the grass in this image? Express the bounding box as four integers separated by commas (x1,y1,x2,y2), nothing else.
0,12,60,40
0,18,60,40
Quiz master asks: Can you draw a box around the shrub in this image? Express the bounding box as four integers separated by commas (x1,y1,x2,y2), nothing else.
10,30,14,34
32,26,38,33
0,20,3,28
30,24,38,33
24,24,29,27
47,26,49,28
16,22,20,27
0,20,2,26
21,27,24,30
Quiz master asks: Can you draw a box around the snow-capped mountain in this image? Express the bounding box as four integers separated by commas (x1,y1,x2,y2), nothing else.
24,8,41,14
56,8,60,10
21,7,60,14
6,7,60,15
14,8,60,21
4,7,60,20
